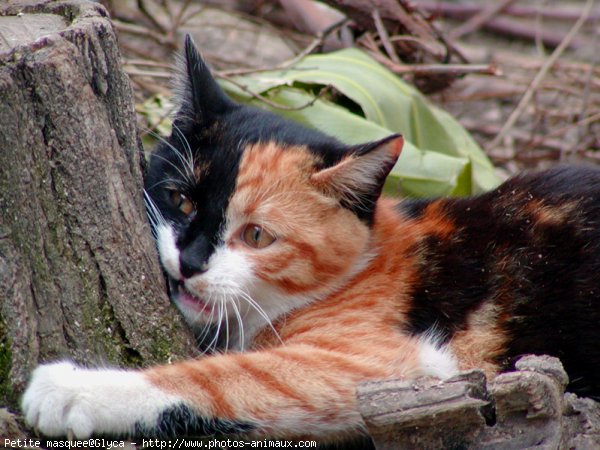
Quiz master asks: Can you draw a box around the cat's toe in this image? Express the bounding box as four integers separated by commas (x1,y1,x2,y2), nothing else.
22,360,187,438
22,361,95,437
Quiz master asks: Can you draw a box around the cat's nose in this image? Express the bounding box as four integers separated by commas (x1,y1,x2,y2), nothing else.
179,250,209,279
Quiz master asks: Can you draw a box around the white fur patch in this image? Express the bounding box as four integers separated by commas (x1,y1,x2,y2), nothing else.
22,361,182,438
418,335,459,380
155,214,377,353
157,224,180,280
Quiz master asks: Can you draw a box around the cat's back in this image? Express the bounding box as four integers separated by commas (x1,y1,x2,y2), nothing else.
392,165,600,398
496,164,600,205
399,165,600,221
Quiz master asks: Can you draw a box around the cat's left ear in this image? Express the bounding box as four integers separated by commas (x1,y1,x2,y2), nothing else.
310,134,403,222
173,35,236,125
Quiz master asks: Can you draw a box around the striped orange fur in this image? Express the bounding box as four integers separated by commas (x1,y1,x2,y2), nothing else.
141,155,479,442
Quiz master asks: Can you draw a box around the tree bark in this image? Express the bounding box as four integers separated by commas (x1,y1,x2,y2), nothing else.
0,0,196,411
358,356,600,449
358,370,492,449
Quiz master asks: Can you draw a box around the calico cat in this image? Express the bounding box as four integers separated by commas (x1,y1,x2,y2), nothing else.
22,35,600,447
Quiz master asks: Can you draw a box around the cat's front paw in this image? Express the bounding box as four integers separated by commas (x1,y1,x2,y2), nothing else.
22,361,100,437
22,361,181,438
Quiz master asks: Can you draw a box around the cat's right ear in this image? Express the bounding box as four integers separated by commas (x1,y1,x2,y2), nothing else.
311,134,403,223
173,35,236,126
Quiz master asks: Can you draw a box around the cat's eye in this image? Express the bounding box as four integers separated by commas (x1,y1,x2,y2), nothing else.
241,224,276,249
170,190,194,216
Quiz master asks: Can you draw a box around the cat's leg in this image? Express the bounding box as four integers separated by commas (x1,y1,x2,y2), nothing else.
22,343,417,440
21,361,185,438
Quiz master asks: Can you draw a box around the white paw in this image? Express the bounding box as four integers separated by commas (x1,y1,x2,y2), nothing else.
22,361,181,438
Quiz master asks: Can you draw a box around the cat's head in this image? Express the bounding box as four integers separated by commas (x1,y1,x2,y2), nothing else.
144,36,402,347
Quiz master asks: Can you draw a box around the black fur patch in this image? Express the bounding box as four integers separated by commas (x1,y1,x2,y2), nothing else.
403,166,600,397
134,403,255,438
145,39,397,277
397,198,431,219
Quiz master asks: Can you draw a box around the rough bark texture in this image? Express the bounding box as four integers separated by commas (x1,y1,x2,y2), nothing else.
0,0,196,411
358,355,600,449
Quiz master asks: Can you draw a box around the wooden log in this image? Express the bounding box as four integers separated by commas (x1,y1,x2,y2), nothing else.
358,355,600,449
357,370,492,449
479,355,567,448
0,0,196,412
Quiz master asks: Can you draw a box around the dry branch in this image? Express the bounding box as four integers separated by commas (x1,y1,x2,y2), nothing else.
359,355,600,449
487,0,594,150
421,0,589,48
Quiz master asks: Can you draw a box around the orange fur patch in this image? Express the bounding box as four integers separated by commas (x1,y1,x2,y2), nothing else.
525,198,580,227
227,142,372,296
145,188,516,437
449,301,505,378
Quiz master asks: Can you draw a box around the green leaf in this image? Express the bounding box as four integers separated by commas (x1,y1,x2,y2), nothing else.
223,86,473,197
137,94,174,137
221,48,500,196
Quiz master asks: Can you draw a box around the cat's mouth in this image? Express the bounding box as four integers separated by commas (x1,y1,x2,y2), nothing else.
169,278,212,315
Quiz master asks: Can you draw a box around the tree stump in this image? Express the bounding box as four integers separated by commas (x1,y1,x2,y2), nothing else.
0,0,196,411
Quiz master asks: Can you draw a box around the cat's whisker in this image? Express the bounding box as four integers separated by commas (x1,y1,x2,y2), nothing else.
195,312,214,350
209,298,225,354
145,127,190,171
145,178,189,191
143,194,165,224
229,296,245,351
221,287,247,351
191,292,219,354
144,150,194,188
203,294,221,355
143,129,196,186
238,290,284,346
171,123,196,181
223,298,231,353
143,190,168,236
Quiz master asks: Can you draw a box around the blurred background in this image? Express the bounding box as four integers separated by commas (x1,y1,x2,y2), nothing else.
100,0,600,195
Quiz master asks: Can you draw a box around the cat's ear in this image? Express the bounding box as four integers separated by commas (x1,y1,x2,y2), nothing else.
310,134,403,222
173,35,235,125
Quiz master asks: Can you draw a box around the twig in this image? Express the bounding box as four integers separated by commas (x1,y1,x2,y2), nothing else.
422,1,587,48
533,2,546,56
388,35,450,57
486,0,595,150
171,0,194,30
450,0,517,39
463,119,566,153
158,0,174,24
131,77,172,97
125,68,172,79
137,0,167,34
123,59,172,69
113,20,173,47
409,1,469,63
419,1,600,23
219,18,348,77
217,73,332,111
539,111,600,144
485,16,586,49
372,9,401,63
573,14,600,158
366,49,498,76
